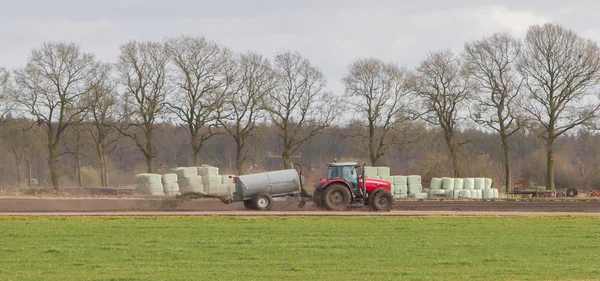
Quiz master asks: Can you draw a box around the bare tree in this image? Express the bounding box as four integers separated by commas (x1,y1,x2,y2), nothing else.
0,118,33,186
88,63,120,187
342,58,412,166
117,41,169,173
410,50,471,177
13,42,97,191
0,67,12,120
518,24,600,191
268,51,339,168
220,52,275,174
464,33,523,193
165,36,234,166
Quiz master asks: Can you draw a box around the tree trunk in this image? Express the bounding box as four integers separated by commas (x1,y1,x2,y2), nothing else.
501,135,512,195
145,153,154,173
282,149,291,169
76,153,82,187
236,142,244,175
444,133,460,177
192,146,200,167
48,147,60,191
15,161,22,187
100,154,108,187
546,140,555,191
25,159,32,186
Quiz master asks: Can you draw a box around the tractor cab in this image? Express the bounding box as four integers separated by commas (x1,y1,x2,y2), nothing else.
326,162,361,194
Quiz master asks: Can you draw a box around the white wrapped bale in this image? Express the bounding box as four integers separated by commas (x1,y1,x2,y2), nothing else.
409,193,428,199
464,178,475,190
178,176,204,193
484,178,493,189
221,175,235,185
442,177,455,190
364,166,378,178
474,178,485,190
196,166,219,176
483,189,495,199
459,190,472,198
163,183,180,196
136,182,164,196
408,184,423,194
170,167,197,178
393,176,407,185
407,175,422,186
135,173,162,184
493,188,499,198
451,190,461,199
162,173,178,184
430,178,443,190
202,175,222,194
473,189,483,199
377,167,391,177
430,189,446,196
454,178,464,190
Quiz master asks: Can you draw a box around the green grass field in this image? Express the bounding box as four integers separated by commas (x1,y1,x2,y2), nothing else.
1,216,600,281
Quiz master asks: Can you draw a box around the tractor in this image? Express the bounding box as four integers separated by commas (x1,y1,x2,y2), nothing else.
312,162,394,211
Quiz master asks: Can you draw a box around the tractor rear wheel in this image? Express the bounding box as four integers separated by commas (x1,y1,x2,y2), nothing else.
324,184,351,211
243,200,253,210
252,192,273,211
372,191,393,211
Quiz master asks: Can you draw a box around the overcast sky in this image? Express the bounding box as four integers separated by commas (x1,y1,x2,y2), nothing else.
1,0,598,94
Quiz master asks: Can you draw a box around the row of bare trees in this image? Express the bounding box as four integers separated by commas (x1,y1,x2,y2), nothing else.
1,23,599,193
341,24,600,192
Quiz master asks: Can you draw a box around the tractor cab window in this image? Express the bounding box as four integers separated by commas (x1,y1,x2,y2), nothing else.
327,166,342,180
343,166,358,184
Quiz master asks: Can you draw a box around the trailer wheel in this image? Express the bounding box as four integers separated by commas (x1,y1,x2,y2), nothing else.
252,192,273,211
324,184,351,211
373,191,393,211
566,188,578,197
243,200,254,210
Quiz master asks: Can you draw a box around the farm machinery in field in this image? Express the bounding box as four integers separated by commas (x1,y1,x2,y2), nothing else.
189,161,394,211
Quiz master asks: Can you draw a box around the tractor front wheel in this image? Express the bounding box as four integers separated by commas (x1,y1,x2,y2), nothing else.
324,184,351,211
372,191,394,211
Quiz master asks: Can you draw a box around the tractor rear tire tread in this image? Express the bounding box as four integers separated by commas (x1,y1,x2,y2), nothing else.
324,184,351,211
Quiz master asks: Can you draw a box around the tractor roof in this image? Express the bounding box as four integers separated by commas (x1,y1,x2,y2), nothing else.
327,162,358,167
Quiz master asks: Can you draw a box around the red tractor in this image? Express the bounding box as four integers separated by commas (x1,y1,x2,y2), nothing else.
312,162,394,211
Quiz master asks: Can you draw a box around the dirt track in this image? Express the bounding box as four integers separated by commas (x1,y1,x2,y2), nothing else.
1,197,599,216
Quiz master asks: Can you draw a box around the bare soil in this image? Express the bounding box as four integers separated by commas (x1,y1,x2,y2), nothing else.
1,196,599,216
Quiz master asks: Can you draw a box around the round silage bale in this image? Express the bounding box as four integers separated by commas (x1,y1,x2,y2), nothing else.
493,188,499,198
482,189,494,199
408,184,423,194
377,167,391,177
458,189,472,198
407,175,422,185
442,177,455,190
453,178,464,190
430,178,443,190
484,178,493,189
474,178,485,190
463,178,475,190
135,173,161,184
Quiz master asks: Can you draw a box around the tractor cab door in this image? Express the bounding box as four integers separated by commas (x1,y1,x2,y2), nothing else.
342,166,359,194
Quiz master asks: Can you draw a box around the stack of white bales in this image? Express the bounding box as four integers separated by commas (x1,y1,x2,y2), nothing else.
162,173,180,196
197,166,220,194
135,173,164,195
473,178,485,199
407,175,427,199
392,176,408,199
219,174,236,196
452,178,464,198
172,167,203,193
